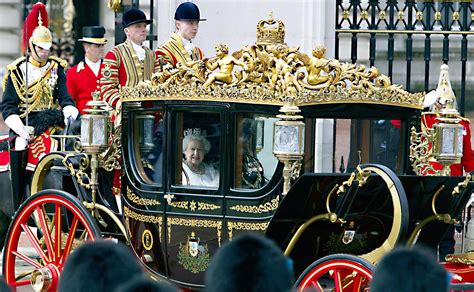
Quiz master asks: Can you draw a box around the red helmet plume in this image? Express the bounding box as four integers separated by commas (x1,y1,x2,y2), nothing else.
22,2,50,54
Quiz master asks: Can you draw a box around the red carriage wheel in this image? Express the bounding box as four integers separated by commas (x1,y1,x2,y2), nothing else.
295,254,374,292
3,189,101,291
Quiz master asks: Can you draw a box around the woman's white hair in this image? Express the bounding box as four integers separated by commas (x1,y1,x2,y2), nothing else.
182,134,211,155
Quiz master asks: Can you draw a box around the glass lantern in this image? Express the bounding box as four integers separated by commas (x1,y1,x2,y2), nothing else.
80,94,110,154
432,121,463,166
272,105,306,195
273,121,305,156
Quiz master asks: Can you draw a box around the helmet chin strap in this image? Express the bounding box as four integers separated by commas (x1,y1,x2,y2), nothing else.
28,44,47,66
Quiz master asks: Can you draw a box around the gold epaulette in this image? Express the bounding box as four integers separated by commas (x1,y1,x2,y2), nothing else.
6,56,26,71
48,56,68,68
3,57,25,91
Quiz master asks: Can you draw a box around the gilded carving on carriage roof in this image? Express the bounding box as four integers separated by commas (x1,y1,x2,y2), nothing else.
121,13,424,109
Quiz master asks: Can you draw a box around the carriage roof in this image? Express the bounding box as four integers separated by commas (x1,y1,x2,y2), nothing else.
121,13,424,117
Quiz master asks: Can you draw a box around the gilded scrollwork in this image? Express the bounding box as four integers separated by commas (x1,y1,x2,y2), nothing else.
169,200,221,212
99,125,122,172
124,206,163,241
169,201,189,210
227,221,270,240
446,252,474,265
197,202,221,211
167,218,222,246
107,0,121,12
410,126,438,176
122,13,424,109
126,187,161,206
230,196,279,214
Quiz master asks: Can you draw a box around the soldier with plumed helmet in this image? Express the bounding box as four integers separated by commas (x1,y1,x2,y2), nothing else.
0,2,78,223
2,2,78,152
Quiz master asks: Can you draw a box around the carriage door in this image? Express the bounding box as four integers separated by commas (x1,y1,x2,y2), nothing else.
164,107,225,286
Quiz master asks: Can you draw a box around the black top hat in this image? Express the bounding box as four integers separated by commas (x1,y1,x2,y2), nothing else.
122,8,153,28
175,2,206,21
78,26,107,45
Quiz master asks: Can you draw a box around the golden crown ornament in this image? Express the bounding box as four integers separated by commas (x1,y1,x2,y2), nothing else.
256,12,285,45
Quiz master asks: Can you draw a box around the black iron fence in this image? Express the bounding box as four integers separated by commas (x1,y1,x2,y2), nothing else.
336,0,474,116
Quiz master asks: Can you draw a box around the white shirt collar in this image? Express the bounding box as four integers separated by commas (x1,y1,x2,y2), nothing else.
178,34,194,55
85,57,101,76
131,41,146,61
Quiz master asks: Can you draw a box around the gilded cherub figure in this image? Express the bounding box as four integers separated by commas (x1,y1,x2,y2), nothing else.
176,59,207,83
232,45,266,84
203,44,245,88
297,45,337,88
152,62,180,85
264,44,301,94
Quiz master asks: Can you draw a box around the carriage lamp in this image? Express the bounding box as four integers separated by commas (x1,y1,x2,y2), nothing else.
80,91,110,154
273,104,305,195
431,118,463,176
410,64,465,176
80,91,111,215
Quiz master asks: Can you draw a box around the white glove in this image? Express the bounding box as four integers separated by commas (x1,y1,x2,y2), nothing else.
14,137,28,150
4,114,31,141
423,90,439,109
63,105,79,126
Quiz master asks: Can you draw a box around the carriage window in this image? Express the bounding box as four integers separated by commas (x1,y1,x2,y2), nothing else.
234,114,279,189
132,111,164,186
334,119,403,173
177,112,220,188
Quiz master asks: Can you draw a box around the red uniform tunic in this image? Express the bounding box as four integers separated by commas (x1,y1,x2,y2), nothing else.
99,40,158,196
155,33,204,67
422,112,474,176
100,40,158,107
66,60,101,114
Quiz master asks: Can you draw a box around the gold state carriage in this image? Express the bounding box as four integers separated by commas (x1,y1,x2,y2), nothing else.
3,14,474,291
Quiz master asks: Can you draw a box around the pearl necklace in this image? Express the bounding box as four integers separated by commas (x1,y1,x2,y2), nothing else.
184,160,205,175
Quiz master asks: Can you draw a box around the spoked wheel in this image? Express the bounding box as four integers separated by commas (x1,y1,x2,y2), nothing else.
295,254,374,292
3,189,101,291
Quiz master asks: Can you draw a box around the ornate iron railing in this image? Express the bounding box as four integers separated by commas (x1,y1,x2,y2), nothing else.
336,0,474,115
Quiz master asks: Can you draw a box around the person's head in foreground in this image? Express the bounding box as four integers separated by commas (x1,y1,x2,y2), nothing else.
58,240,143,292
115,275,178,292
205,233,294,292
370,246,449,292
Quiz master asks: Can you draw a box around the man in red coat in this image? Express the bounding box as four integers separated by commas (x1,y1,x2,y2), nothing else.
100,8,158,108
66,26,107,114
421,64,474,261
99,8,158,199
155,2,205,67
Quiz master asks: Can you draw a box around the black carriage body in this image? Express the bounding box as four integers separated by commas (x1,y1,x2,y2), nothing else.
122,100,283,287
120,96,467,288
